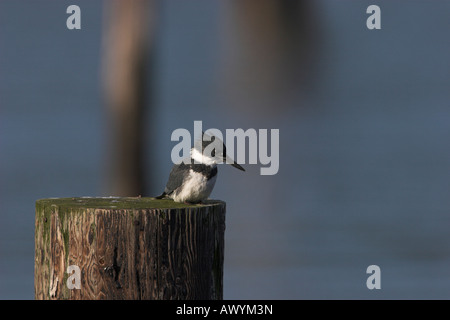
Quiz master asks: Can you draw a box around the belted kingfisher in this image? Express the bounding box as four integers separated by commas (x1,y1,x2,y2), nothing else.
156,132,245,203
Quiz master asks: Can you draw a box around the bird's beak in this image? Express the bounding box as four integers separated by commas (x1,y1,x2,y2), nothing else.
224,155,245,171
231,162,245,171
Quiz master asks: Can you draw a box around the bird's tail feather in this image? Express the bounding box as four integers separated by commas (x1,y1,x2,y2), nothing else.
155,192,167,199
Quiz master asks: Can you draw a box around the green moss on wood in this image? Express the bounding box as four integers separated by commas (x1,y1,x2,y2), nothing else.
56,208,70,263
35,201,52,252
36,197,225,210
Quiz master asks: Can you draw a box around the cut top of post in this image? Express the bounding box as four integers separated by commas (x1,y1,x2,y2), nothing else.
36,197,225,210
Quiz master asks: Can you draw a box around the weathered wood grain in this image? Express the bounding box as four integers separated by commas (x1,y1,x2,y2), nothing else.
34,197,225,300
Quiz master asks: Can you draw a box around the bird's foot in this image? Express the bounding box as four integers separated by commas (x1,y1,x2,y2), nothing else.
184,201,201,205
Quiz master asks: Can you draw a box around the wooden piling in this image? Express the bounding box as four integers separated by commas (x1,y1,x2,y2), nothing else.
34,197,225,300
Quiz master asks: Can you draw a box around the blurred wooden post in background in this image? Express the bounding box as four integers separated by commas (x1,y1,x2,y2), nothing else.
34,197,225,300
102,0,156,196
221,0,316,115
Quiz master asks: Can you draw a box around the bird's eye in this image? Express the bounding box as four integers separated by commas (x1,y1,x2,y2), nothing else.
211,149,216,157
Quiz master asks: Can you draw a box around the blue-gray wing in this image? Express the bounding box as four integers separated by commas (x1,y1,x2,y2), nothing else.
163,163,191,195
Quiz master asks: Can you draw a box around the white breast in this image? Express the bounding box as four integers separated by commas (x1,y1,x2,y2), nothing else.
172,169,217,203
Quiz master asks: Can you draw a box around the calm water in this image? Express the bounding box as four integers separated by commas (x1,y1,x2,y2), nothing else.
1,1,450,299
